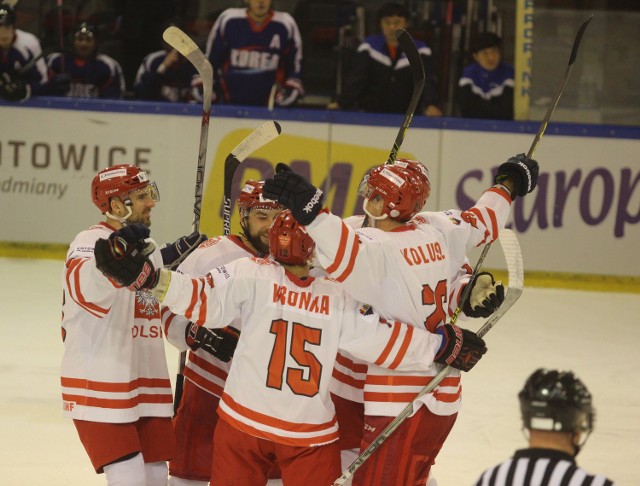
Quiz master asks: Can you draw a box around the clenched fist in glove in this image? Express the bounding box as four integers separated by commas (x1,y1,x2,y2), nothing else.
186,322,240,363
462,271,505,318
494,153,539,198
94,224,159,291
160,231,208,270
263,163,324,225
434,324,487,372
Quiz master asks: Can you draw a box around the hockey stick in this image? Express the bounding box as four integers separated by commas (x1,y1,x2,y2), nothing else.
448,14,593,301
162,26,213,234
223,120,282,236
163,26,213,413
332,229,523,486
386,28,425,165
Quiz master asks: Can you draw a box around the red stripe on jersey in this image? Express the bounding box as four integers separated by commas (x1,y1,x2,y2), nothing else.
365,375,460,388
62,392,172,409
184,366,224,397
487,186,512,203
61,376,171,392
325,223,350,274
374,323,401,366
188,352,229,381
434,387,462,403
66,258,109,318
335,353,368,374
364,391,425,403
487,207,498,240
467,208,490,244
196,278,208,326
335,235,360,283
161,307,176,336
332,368,365,390
388,323,413,370
184,278,200,321
218,409,340,447
221,392,337,433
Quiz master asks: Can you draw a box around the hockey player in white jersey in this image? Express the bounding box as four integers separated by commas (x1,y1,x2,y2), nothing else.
165,180,283,486
263,154,538,485
61,164,176,485
94,210,487,486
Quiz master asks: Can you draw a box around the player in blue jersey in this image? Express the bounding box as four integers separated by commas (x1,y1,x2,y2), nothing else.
46,22,125,99
204,0,304,107
0,2,48,102
457,32,514,120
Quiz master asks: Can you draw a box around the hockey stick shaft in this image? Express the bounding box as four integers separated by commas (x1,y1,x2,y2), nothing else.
527,15,592,159
163,26,213,233
222,120,282,236
332,229,523,486
163,26,213,413
386,29,425,165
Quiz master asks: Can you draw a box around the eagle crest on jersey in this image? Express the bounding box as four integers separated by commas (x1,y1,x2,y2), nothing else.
134,290,159,319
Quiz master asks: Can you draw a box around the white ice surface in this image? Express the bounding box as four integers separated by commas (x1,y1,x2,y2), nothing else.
1,257,638,485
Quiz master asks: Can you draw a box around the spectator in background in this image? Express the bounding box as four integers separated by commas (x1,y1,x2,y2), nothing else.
327,2,442,117
47,22,125,99
458,31,514,120
204,0,304,107
0,2,48,102
473,368,616,486
133,22,198,102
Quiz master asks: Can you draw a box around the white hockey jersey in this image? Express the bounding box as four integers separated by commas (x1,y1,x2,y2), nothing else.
157,258,444,447
60,222,172,423
163,235,255,397
305,187,512,416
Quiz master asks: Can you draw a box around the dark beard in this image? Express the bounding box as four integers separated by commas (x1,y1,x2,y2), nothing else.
243,228,269,256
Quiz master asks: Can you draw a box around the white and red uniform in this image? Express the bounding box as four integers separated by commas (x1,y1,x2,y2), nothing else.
162,234,256,482
157,257,445,485
305,187,512,484
61,222,174,471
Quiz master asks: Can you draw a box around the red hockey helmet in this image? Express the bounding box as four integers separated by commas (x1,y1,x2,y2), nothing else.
361,160,430,221
237,180,283,218
91,164,158,213
269,210,315,265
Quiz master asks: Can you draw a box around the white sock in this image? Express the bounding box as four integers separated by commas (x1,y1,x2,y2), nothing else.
145,461,169,486
104,453,146,486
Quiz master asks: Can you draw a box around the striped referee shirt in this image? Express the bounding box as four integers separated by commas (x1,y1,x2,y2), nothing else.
474,448,615,486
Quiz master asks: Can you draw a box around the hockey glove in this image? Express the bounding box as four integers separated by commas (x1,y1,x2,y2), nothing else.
0,73,30,102
462,271,505,318
186,323,240,363
94,224,159,291
275,79,303,107
434,324,487,372
51,73,71,95
263,163,324,225
160,231,208,270
494,153,539,198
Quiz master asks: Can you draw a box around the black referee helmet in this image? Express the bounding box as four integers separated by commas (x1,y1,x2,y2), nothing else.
519,368,594,434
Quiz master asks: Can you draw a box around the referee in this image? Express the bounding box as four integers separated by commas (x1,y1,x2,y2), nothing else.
473,368,616,486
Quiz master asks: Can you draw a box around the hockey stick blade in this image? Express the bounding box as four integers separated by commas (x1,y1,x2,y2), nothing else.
386,29,425,165
527,15,592,159
163,26,213,113
223,121,282,236
332,229,523,486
